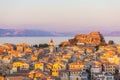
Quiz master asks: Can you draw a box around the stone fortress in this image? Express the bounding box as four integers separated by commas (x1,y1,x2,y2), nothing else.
61,32,106,46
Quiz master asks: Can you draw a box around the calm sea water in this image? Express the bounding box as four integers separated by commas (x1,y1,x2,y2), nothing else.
0,37,119,45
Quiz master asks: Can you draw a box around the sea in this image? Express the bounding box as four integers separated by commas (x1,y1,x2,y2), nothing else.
0,37,119,46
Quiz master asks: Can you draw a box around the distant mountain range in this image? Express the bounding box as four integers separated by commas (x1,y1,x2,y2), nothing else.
0,29,119,37
0,29,74,37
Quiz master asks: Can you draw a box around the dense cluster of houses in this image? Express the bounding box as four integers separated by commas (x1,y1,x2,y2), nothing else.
0,32,120,80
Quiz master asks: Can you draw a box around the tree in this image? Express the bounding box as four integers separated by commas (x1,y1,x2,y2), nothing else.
115,69,119,75
108,40,114,45
33,44,38,48
95,46,99,51
58,44,62,47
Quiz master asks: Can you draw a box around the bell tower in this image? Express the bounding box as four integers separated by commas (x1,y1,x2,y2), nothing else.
49,39,54,53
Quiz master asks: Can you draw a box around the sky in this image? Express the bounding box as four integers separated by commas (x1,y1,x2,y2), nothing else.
0,0,120,32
